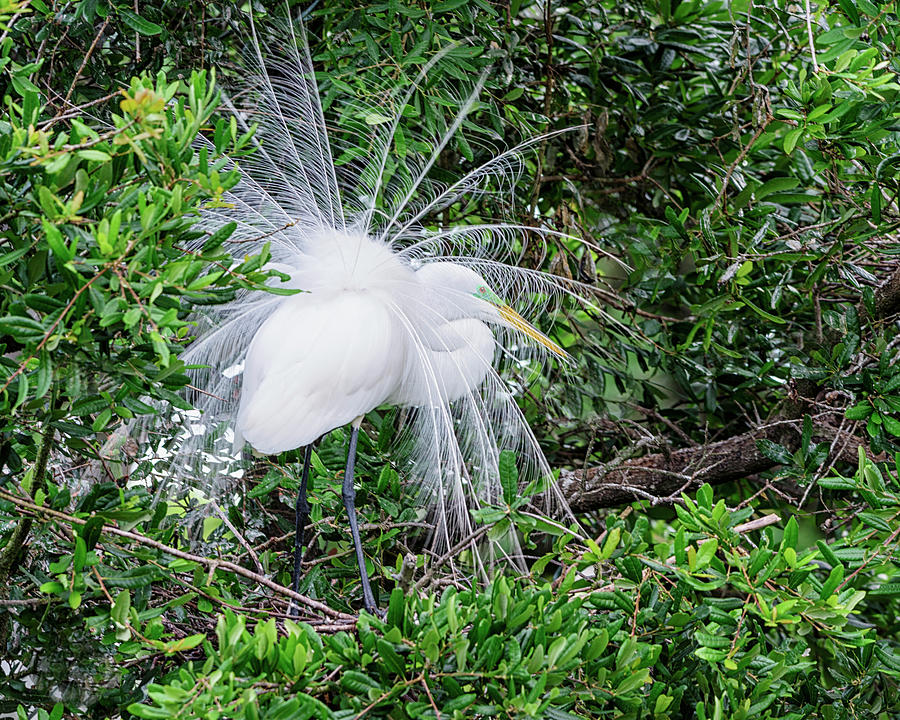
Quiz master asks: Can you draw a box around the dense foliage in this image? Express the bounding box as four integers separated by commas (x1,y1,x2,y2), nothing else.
2,0,900,718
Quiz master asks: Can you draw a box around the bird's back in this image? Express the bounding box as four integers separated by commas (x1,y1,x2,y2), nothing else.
234,233,501,454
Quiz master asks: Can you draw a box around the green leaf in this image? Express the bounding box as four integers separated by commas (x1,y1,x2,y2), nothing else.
160,634,206,654
375,638,406,677
818,475,856,490
845,401,872,420
781,516,798,551
502,87,524,102
150,330,170,366
871,182,882,223
111,589,131,628
91,408,112,432
0,246,30,267
81,516,105,551
11,73,42,96
695,646,728,662
783,127,803,154
601,526,621,560
838,0,860,25
340,670,382,694
875,644,900,672
202,516,223,540
35,351,53,400
616,668,650,694
118,8,163,35
201,221,236,252
76,149,112,162
498,449,518,505
444,694,477,713
756,177,800,199
434,0,469,12
757,439,793,465
0,315,47,342
73,535,87,572
869,583,900,597
696,631,731,649
820,565,844,599
694,539,718,570
364,112,393,125
387,586,405,628
739,297,786,324
42,218,73,262
882,415,900,437
126,703,172,719
37,186,60,219
858,511,892,532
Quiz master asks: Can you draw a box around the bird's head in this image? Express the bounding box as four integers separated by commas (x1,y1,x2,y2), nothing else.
418,262,568,360
471,281,568,359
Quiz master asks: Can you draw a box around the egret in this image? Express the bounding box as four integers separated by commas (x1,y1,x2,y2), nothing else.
234,239,566,611
178,15,615,612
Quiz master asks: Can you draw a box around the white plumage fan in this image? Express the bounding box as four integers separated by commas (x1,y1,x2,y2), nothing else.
178,12,612,612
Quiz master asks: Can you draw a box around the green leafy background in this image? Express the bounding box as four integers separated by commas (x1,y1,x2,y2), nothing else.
2,0,900,718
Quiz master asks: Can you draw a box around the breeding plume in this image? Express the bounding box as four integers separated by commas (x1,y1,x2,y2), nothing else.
181,16,611,611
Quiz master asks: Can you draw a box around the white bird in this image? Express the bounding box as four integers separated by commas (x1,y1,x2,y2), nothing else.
177,14,621,611
231,233,565,610
236,242,565,455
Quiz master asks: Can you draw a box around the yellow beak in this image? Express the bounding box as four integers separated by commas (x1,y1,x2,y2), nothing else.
497,305,568,359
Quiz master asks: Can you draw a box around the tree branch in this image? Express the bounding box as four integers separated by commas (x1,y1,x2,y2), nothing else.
559,419,861,511
0,489,355,623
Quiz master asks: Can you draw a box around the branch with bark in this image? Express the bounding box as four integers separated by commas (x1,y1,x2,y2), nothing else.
559,417,860,511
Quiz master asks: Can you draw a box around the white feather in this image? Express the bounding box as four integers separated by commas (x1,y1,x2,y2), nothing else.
172,13,623,568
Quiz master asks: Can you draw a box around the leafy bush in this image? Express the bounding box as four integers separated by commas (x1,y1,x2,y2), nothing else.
2,0,900,718
131,473,900,718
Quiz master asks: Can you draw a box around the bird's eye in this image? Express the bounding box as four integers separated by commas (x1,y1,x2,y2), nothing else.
478,285,486,294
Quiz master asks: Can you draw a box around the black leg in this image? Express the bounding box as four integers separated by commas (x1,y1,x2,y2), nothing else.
289,445,312,617
342,423,378,613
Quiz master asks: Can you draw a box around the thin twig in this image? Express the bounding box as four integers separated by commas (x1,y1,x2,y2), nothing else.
733,513,780,534
133,0,140,62
420,674,442,720
38,92,121,130
0,268,109,393
412,526,490,592
714,123,768,212
0,1,32,46
804,0,819,73
61,18,109,108
211,500,265,575
0,489,354,622
0,597,50,607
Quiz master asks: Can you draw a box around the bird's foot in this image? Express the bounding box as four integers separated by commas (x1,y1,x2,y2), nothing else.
363,604,386,620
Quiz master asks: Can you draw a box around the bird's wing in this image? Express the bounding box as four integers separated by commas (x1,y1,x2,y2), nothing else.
389,318,496,407
236,292,401,455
